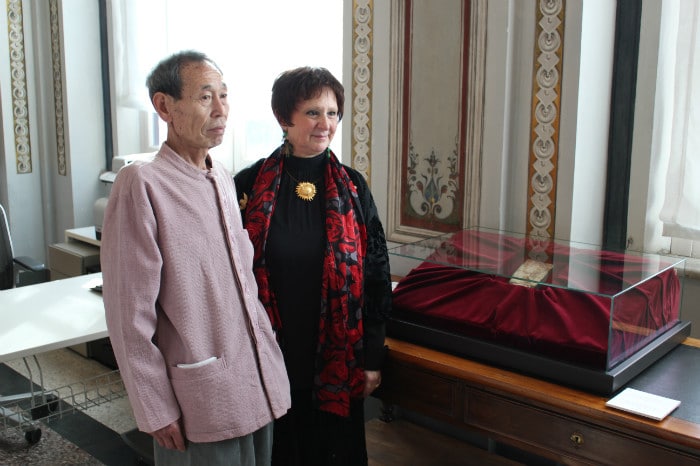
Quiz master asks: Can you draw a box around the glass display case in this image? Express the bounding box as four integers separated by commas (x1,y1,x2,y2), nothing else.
389,227,690,395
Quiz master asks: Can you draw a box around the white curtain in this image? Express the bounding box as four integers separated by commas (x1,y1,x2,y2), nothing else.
111,0,167,110
659,0,700,241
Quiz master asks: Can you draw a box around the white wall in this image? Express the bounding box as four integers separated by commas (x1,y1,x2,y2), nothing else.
0,1,105,262
59,1,107,235
561,0,616,245
0,1,47,261
477,0,615,242
367,0,391,225
476,1,539,233
478,0,517,230
1,0,614,262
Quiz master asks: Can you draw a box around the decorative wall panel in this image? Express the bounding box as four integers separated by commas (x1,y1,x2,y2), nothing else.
49,0,66,176
387,0,485,242
352,0,372,183
6,0,31,174
527,0,565,239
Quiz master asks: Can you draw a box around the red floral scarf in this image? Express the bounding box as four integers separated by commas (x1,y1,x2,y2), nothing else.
243,148,367,417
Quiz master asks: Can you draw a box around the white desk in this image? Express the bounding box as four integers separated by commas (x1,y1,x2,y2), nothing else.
0,273,105,363
65,226,101,248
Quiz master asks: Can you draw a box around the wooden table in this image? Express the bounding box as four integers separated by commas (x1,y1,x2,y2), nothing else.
375,337,700,466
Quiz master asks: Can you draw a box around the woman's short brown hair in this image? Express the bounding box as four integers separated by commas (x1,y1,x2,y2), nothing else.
271,67,344,126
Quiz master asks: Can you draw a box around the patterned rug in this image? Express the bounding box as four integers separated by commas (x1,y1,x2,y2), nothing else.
0,364,142,466
0,421,101,465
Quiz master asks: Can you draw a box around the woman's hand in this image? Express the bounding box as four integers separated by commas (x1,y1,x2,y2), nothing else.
363,370,382,398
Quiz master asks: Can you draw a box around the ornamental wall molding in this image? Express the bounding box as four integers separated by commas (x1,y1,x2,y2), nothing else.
49,0,66,176
527,0,565,239
351,0,372,183
6,0,31,174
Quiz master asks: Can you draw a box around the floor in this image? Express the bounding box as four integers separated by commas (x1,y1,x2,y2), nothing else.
1,348,529,465
0,348,141,465
365,418,523,466
3,347,137,434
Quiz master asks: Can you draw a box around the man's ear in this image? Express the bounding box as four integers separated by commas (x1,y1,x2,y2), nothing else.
152,92,172,122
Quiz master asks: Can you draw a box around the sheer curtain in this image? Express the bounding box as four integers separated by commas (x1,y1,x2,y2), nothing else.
111,0,167,110
659,0,700,242
109,0,343,172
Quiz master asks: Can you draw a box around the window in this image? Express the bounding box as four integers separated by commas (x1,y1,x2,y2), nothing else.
108,0,343,173
657,0,700,245
628,0,700,269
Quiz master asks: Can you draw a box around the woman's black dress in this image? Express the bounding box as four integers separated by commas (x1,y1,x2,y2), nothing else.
235,151,391,466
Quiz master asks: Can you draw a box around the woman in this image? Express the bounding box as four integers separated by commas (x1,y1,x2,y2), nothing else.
234,67,392,466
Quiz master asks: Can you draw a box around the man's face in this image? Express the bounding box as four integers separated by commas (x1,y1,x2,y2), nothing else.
165,61,228,157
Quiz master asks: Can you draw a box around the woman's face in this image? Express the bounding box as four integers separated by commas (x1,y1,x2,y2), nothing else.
282,87,339,157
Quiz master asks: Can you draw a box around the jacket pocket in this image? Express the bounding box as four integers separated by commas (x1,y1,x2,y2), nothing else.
176,356,218,369
169,356,237,434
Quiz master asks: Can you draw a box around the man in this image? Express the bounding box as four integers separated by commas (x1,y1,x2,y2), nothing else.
101,50,290,465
